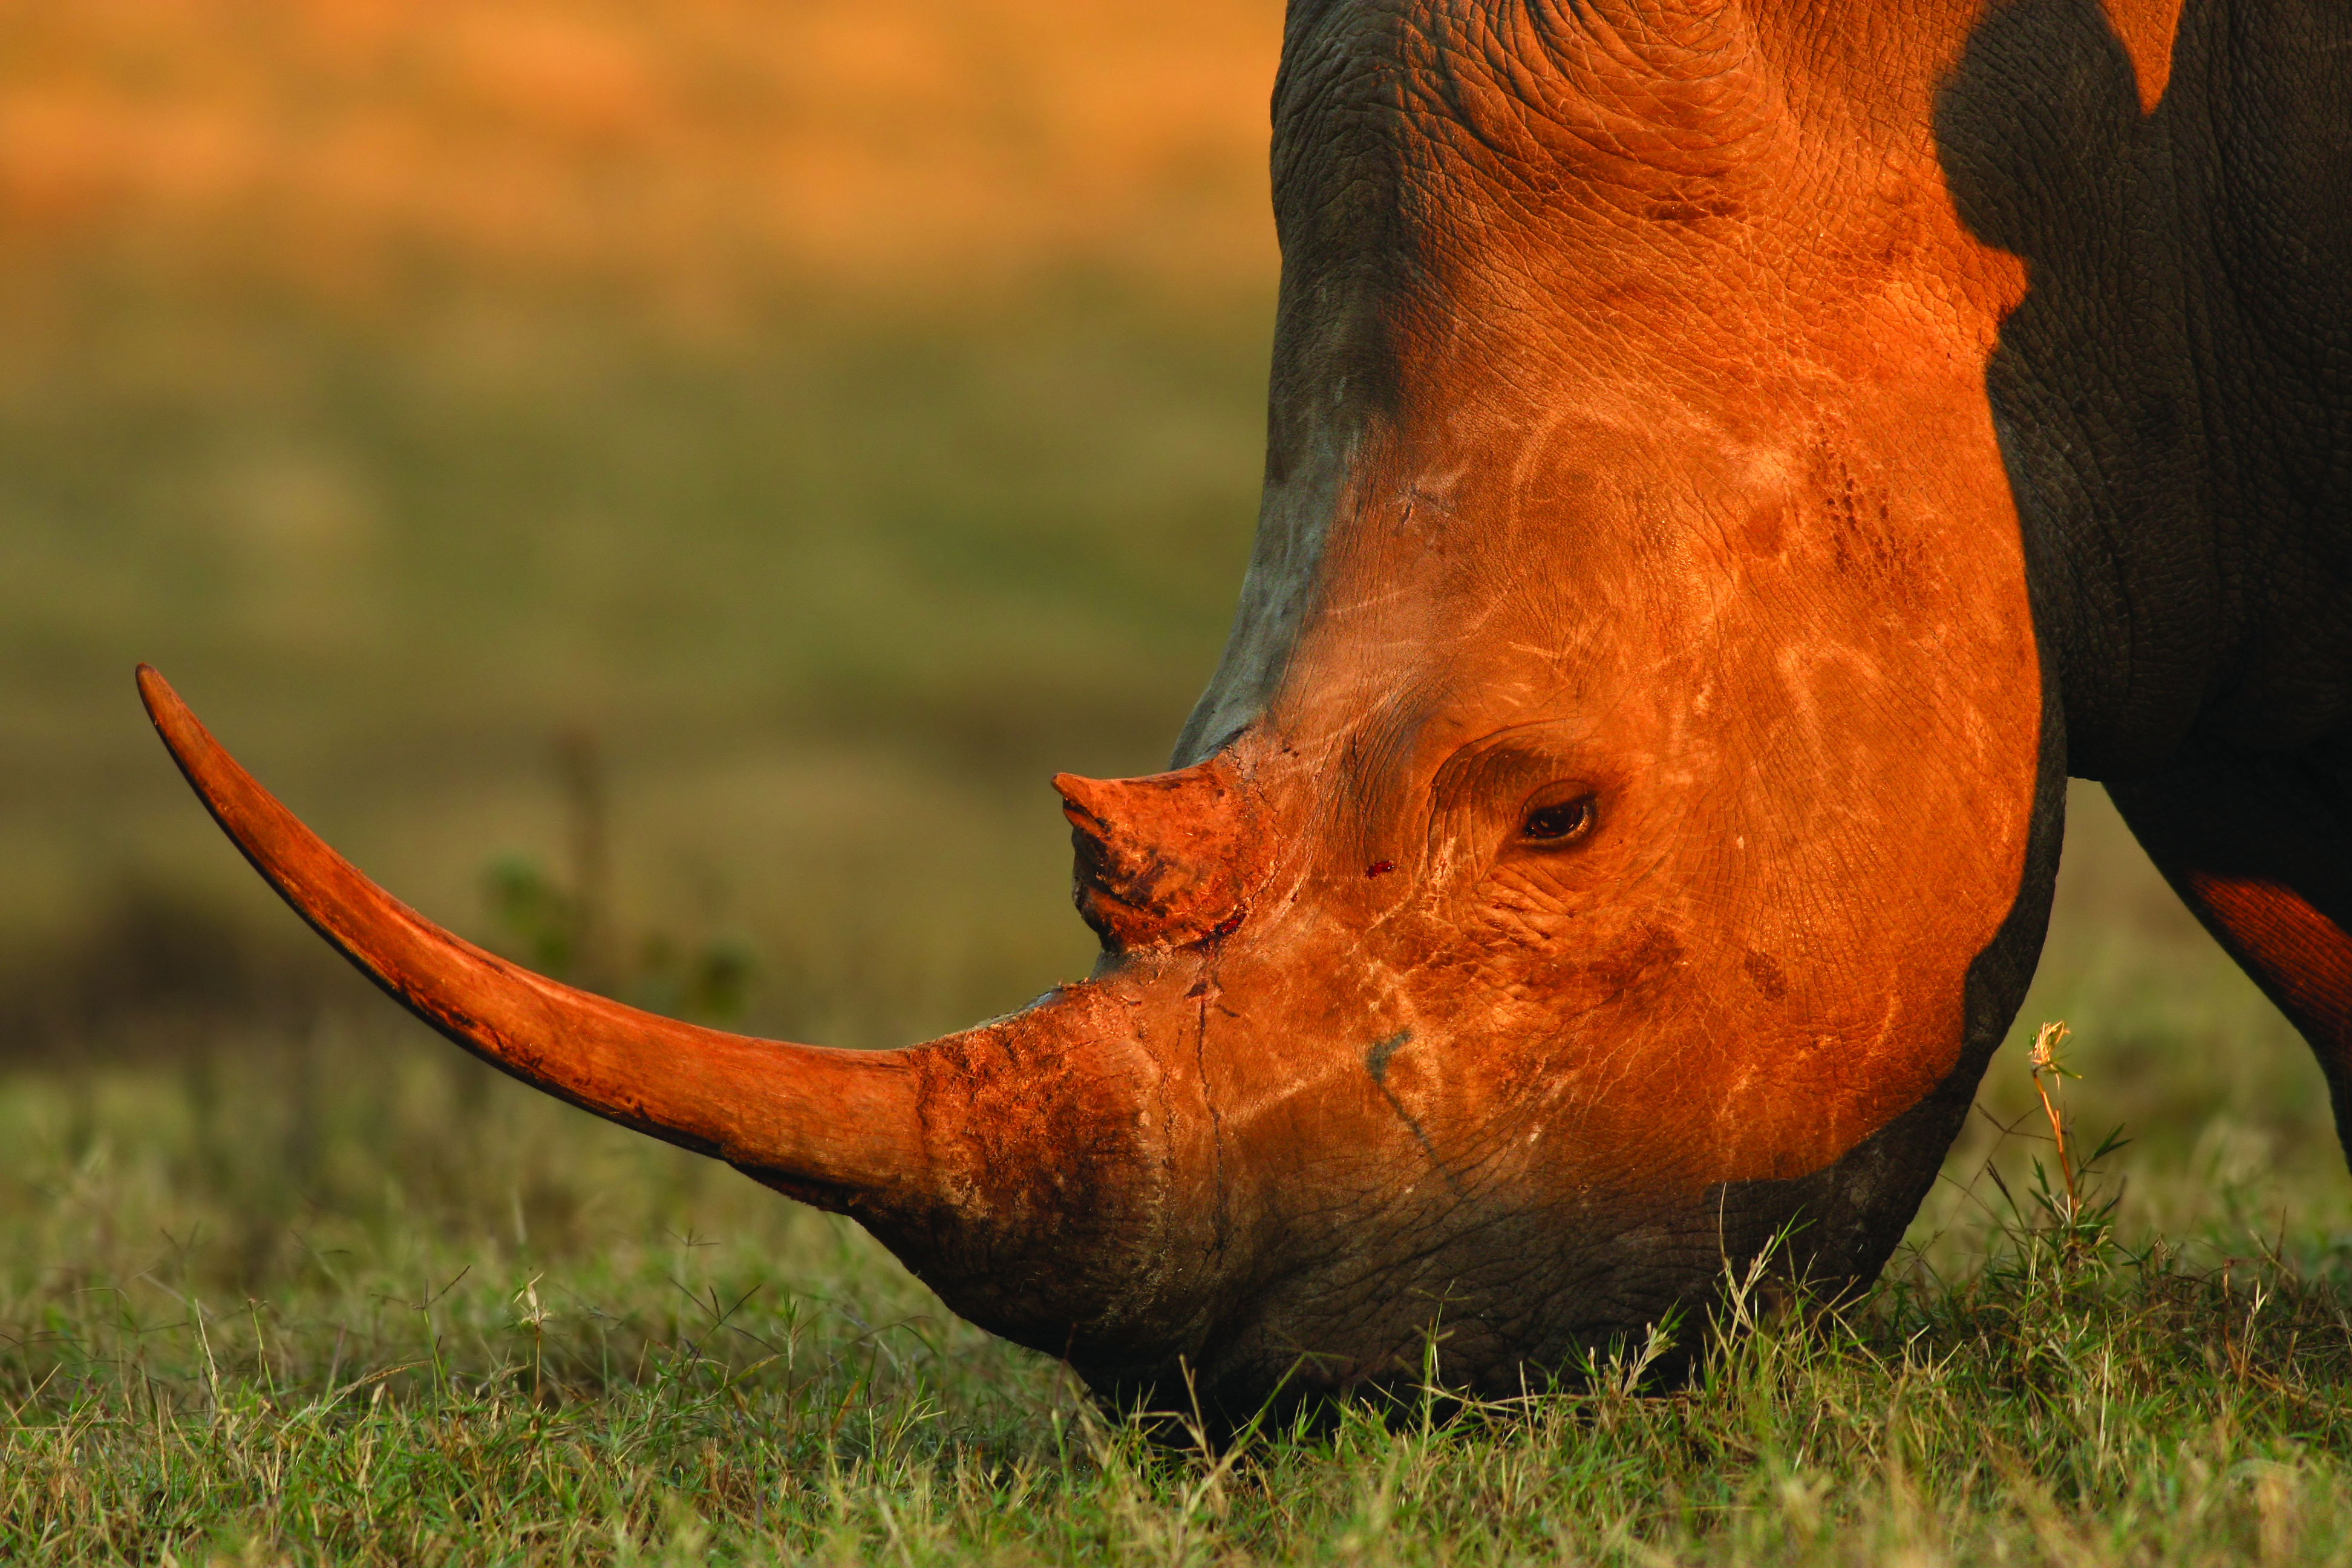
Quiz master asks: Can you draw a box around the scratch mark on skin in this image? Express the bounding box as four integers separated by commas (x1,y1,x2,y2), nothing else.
1364,1031,1465,1197
1191,969,1231,1256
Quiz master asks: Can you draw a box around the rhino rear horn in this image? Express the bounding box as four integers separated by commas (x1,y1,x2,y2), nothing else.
134,665,933,1215
1053,758,1263,950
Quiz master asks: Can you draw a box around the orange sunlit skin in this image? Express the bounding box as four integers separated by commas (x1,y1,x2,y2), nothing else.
2183,877,2352,1048
131,0,2063,1411
140,0,2352,1423
2108,751,2352,1137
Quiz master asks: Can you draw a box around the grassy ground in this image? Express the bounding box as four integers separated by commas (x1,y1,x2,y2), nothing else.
0,276,1267,1038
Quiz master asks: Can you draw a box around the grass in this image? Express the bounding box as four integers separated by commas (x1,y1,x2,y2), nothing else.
0,0,1283,301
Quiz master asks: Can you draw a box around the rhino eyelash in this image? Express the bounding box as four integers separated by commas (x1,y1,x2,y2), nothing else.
1519,795,1596,846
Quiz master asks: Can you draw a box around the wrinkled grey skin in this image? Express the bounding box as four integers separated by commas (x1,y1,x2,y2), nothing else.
1938,0,2352,1147
128,0,2352,1445
1935,0,2352,775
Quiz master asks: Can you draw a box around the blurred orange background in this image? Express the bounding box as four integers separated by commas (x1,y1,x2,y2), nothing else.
0,0,1279,307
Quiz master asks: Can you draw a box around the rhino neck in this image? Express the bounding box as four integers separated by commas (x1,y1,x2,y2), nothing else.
1938,0,2352,776
2154,0,2352,756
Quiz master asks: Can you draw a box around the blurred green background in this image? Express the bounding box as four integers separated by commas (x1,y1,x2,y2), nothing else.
0,0,1282,1054
1,0,2346,1397
0,278,1270,1051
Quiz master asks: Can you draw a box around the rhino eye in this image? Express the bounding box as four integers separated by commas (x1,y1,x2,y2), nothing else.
1520,794,1596,845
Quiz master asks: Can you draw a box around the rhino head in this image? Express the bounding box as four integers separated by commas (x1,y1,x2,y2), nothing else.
140,0,2068,1423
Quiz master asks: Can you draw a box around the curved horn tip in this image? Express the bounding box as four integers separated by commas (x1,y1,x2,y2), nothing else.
137,664,204,748
135,661,169,711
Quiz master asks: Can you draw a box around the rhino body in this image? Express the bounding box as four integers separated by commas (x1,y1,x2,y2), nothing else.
141,0,2352,1424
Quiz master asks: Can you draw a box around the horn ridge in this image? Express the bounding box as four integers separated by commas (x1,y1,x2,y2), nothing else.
133,665,928,1212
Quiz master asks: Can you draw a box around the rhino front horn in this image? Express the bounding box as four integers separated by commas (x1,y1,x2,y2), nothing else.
134,664,948,1214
